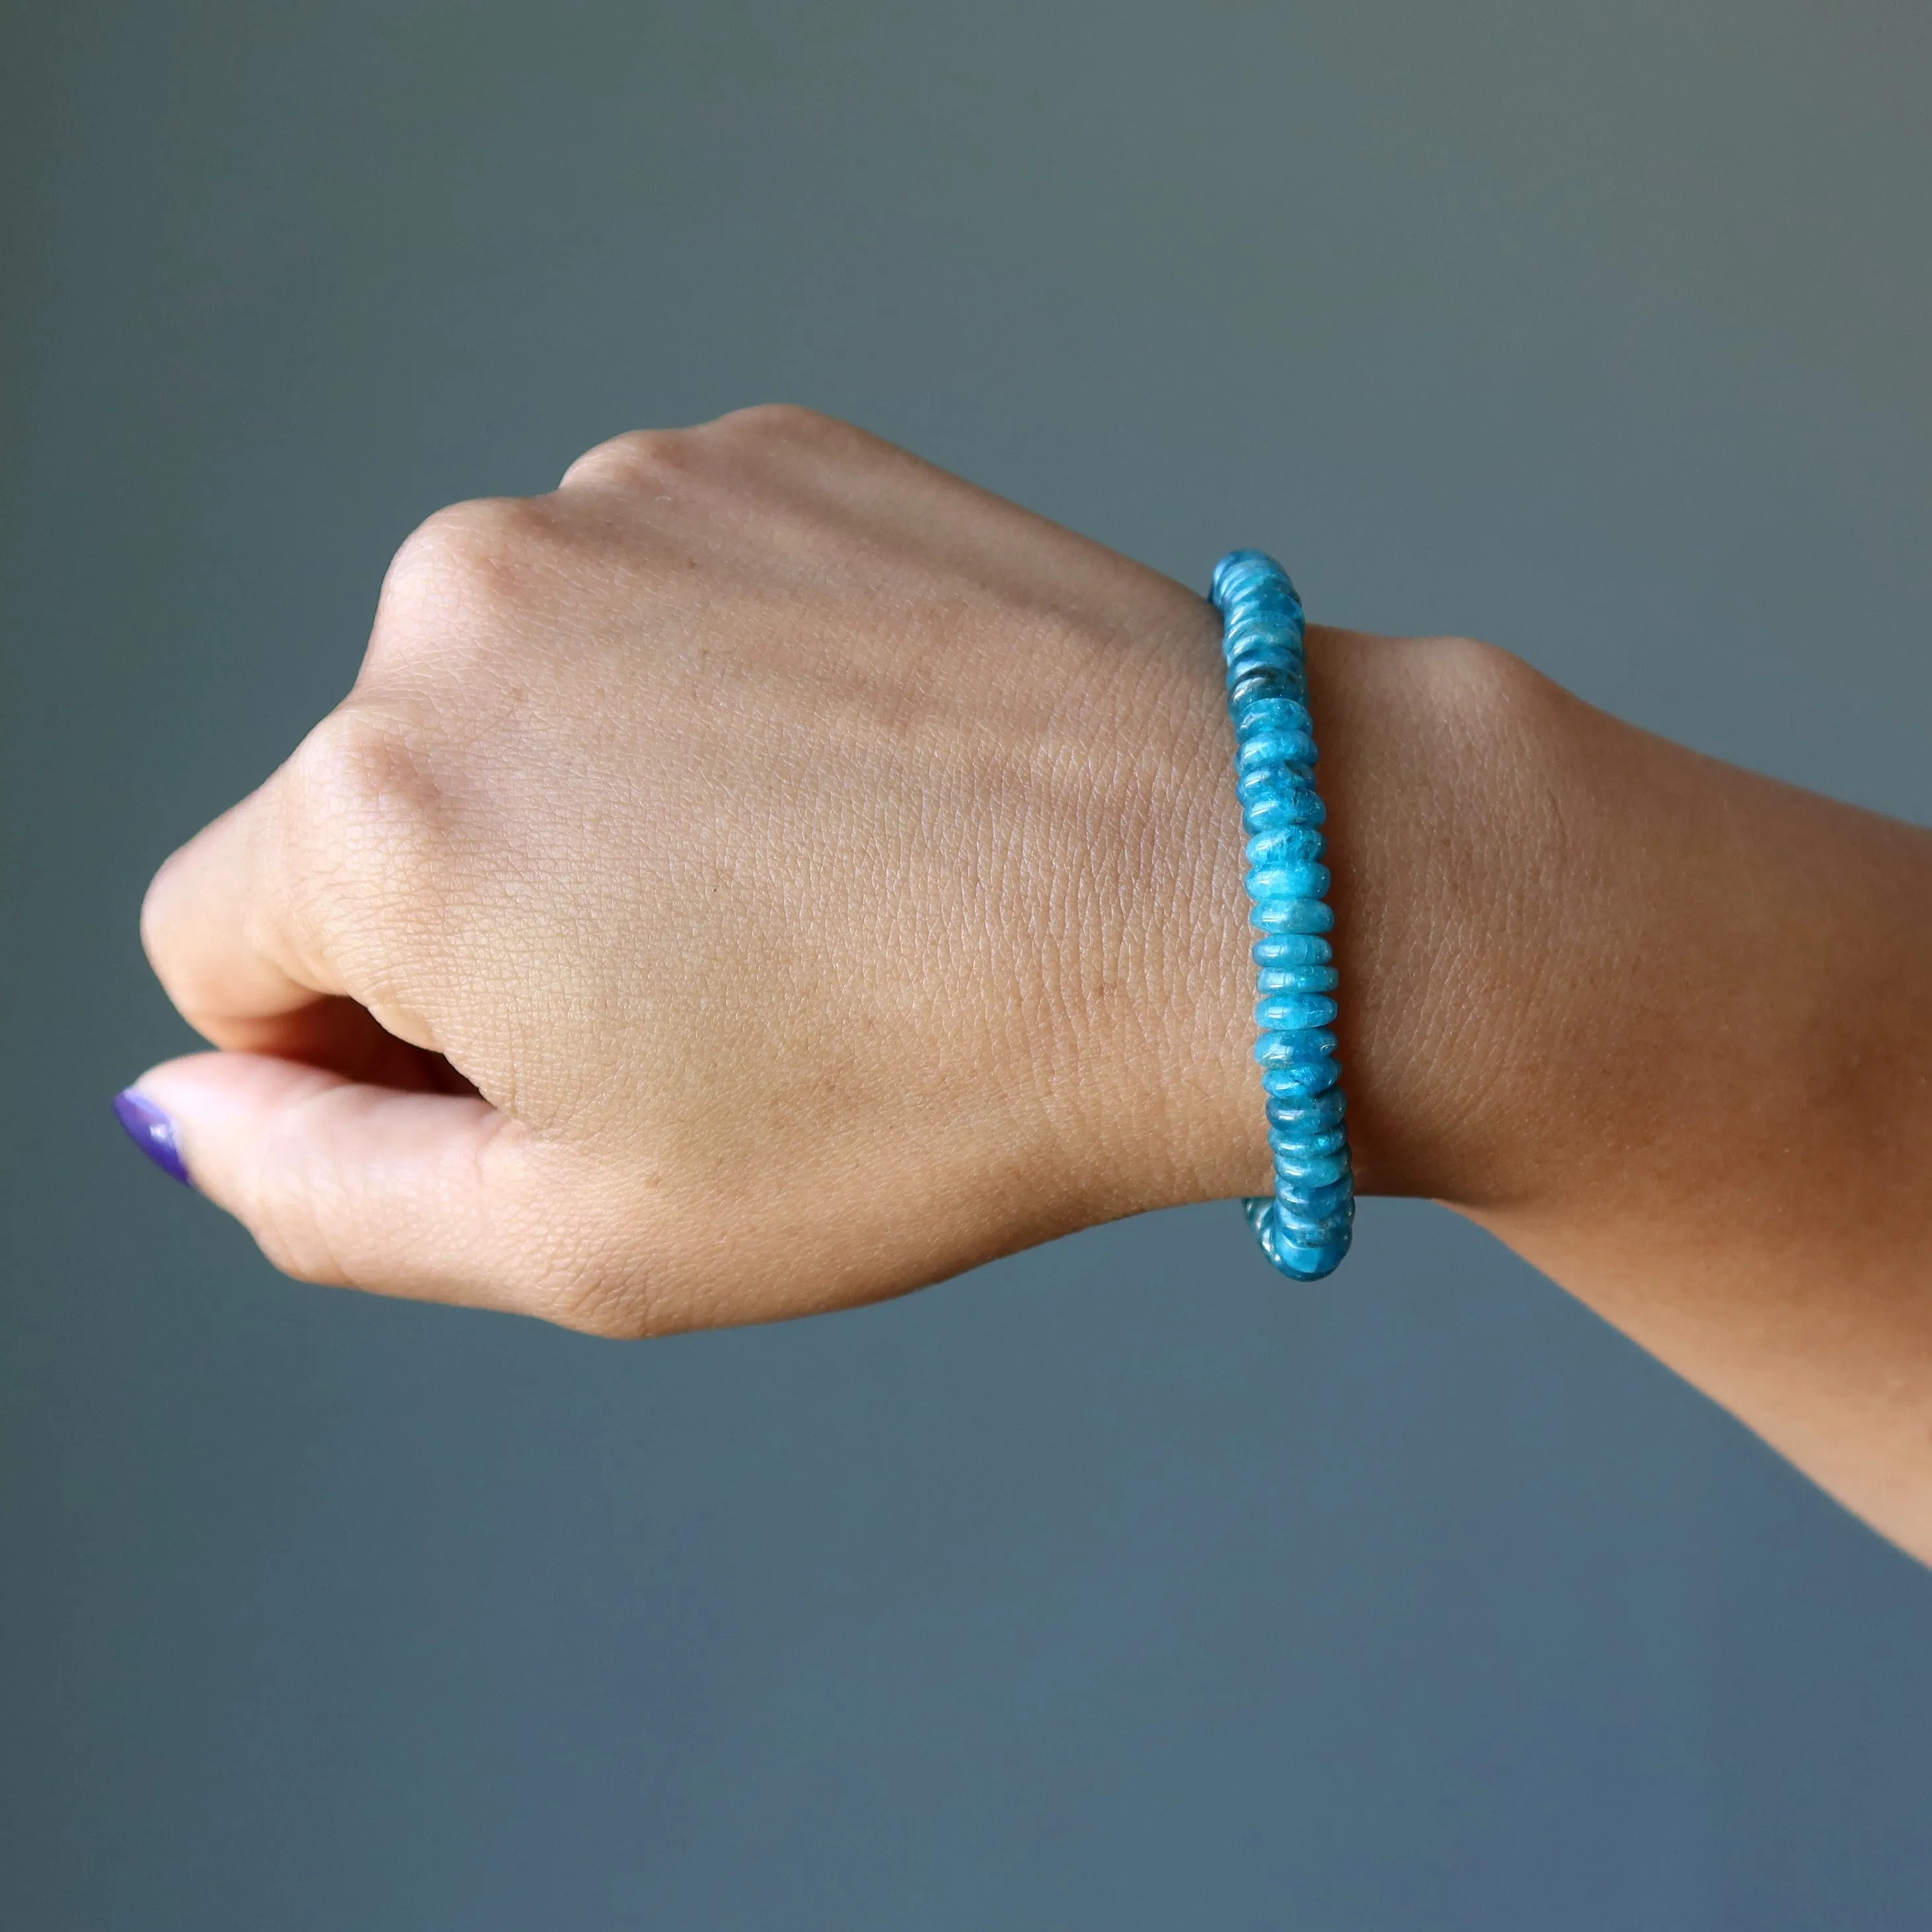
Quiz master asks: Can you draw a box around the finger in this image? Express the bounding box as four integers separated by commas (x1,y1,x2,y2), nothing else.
140,764,452,1084
140,777,342,1044
116,1053,586,1323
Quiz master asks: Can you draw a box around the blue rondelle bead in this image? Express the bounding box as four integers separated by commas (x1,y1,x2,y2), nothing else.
1230,694,1313,738
1271,1220,1353,1259
1224,574,1300,609
1246,826,1325,867
1217,570,1295,607
1271,1189,1354,1229
1224,615,1297,646
1228,670,1306,713
1236,731,1321,774
1241,788,1325,833
1226,673,1300,708
1269,1136,1348,1171
1261,1058,1343,1099
1246,862,1331,902
1255,992,1339,1031
1275,1150,1352,1189
1255,1027,1338,1066
1220,566,1294,603
1224,619,1298,650
1266,1087,1347,1131
1269,1240,1350,1281
1218,582,1304,627
1249,1222,1349,1280
1237,766,1316,808
1253,933,1332,967
1278,1175,1353,1215
1224,642,1299,679
1257,964,1339,994
1213,546,1289,586
1248,1237,1351,1287
1250,897,1334,934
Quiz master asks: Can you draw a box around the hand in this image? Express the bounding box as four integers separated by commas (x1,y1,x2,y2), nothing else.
136,406,1499,1332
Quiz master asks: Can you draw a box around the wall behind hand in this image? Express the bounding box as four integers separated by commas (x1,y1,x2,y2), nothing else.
5,3,1931,1926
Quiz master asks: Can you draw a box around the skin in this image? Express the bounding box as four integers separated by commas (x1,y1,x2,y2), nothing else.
134,406,1932,1562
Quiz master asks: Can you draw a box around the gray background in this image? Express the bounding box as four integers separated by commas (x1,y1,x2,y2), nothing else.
5,1,1931,1925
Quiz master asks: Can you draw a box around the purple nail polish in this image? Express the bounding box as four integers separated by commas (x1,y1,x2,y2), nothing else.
112,1089,194,1189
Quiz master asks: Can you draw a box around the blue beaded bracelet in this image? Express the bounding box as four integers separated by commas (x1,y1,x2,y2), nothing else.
1210,550,1355,1281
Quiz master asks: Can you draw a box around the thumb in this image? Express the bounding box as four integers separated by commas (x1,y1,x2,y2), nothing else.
114,1053,587,1324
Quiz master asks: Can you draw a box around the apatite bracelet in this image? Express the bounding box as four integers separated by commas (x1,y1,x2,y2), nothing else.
1210,550,1355,1281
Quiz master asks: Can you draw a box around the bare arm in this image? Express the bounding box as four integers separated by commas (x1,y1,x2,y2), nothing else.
1301,634,1932,1561
128,407,1932,1561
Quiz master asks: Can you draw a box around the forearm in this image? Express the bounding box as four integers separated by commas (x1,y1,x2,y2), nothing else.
1182,625,1932,1559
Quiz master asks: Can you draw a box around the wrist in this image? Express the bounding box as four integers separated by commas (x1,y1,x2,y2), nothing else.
1115,615,1574,1220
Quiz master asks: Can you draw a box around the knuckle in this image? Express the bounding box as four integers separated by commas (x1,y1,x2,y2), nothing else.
558,408,846,496
715,401,835,443
559,427,694,493
276,706,447,961
376,496,560,642
286,705,439,840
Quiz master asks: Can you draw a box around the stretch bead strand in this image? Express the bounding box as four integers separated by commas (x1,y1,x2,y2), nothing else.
1210,550,1355,1281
